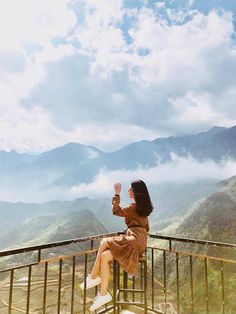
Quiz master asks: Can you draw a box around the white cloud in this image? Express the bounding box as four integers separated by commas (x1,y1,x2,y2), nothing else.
169,93,236,128
0,154,235,202
69,155,236,198
0,1,236,153
71,122,162,152
0,0,76,48
0,0,77,152
0,103,74,153
155,2,165,10
0,116,162,153
188,0,195,8
128,9,234,85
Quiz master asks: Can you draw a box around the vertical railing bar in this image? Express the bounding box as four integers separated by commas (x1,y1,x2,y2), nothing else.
190,255,194,314
144,256,148,314
8,269,14,314
94,250,98,300
71,256,76,314
221,261,225,314
118,262,120,314
205,258,209,314
58,259,63,314
151,248,154,310
38,249,41,263
141,261,143,302
113,260,117,314
132,275,135,302
169,239,172,251
83,253,88,314
91,240,94,250
176,252,180,314
26,265,32,314
163,250,166,312
123,269,127,302
43,262,48,314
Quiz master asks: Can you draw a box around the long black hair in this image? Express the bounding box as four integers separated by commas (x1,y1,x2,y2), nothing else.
131,180,153,217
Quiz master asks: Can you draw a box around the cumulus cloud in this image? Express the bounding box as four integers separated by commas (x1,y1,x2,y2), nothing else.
0,0,77,152
0,0,76,48
0,0,236,152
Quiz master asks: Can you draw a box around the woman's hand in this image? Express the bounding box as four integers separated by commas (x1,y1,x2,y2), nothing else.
114,182,121,195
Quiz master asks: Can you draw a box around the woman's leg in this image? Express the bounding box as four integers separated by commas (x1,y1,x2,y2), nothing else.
100,249,113,295
90,238,111,279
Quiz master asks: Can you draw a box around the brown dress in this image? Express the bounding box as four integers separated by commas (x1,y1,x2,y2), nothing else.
107,195,149,276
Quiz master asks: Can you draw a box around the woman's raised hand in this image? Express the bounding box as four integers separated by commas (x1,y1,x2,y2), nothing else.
114,182,121,195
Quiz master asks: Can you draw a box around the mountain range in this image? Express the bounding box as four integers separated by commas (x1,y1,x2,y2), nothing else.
0,125,235,192
0,196,129,250
0,175,234,251
160,175,236,243
0,209,108,251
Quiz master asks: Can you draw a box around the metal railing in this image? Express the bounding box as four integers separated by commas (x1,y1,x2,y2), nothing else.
148,234,236,314
0,233,236,314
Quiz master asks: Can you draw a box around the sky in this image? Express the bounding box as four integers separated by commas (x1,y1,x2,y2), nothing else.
0,0,236,153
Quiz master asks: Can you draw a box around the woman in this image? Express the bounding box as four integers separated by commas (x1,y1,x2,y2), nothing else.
80,180,153,311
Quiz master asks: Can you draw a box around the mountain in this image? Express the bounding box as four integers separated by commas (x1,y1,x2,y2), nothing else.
52,126,235,188
0,196,126,250
0,209,108,251
150,179,218,231
0,150,35,173
0,143,104,188
0,125,235,194
159,175,236,242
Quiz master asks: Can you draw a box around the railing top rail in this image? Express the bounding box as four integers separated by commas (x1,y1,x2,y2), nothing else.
0,231,120,258
1,231,236,258
149,233,236,248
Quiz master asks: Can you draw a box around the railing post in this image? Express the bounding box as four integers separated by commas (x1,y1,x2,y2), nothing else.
163,250,166,313
43,262,48,314
26,265,32,314
221,261,225,314
176,252,180,314
8,269,14,314
71,256,76,314
204,258,209,314
58,259,63,314
151,248,154,310
189,255,194,314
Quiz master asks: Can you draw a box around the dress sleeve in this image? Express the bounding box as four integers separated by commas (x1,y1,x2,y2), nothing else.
112,195,136,217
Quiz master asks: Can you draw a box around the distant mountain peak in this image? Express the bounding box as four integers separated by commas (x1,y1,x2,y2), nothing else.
207,126,226,134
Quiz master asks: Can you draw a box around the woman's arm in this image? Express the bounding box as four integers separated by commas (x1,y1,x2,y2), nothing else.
112,195,136,217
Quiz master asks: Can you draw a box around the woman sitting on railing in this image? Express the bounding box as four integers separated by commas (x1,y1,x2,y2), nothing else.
80,179,153,311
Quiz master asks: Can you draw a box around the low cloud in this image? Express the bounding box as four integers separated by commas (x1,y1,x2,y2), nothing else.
0,156,235,203
69,155,236,198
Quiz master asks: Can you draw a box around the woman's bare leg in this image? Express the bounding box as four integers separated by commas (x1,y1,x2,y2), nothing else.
100,250,113,295
90,238,110,279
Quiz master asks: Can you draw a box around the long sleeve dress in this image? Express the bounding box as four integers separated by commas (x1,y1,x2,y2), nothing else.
107,195,149,275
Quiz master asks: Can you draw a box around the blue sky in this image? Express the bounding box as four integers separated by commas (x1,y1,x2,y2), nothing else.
0,0,236,153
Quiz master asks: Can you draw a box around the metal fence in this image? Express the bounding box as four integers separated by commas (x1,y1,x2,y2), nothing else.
0,233,236,314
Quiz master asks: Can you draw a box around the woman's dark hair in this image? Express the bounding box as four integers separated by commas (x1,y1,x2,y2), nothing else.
131,180,153,217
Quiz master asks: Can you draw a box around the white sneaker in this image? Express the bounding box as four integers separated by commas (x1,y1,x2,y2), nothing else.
80,274,101,290
90,292,112,311
94,293,100,300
